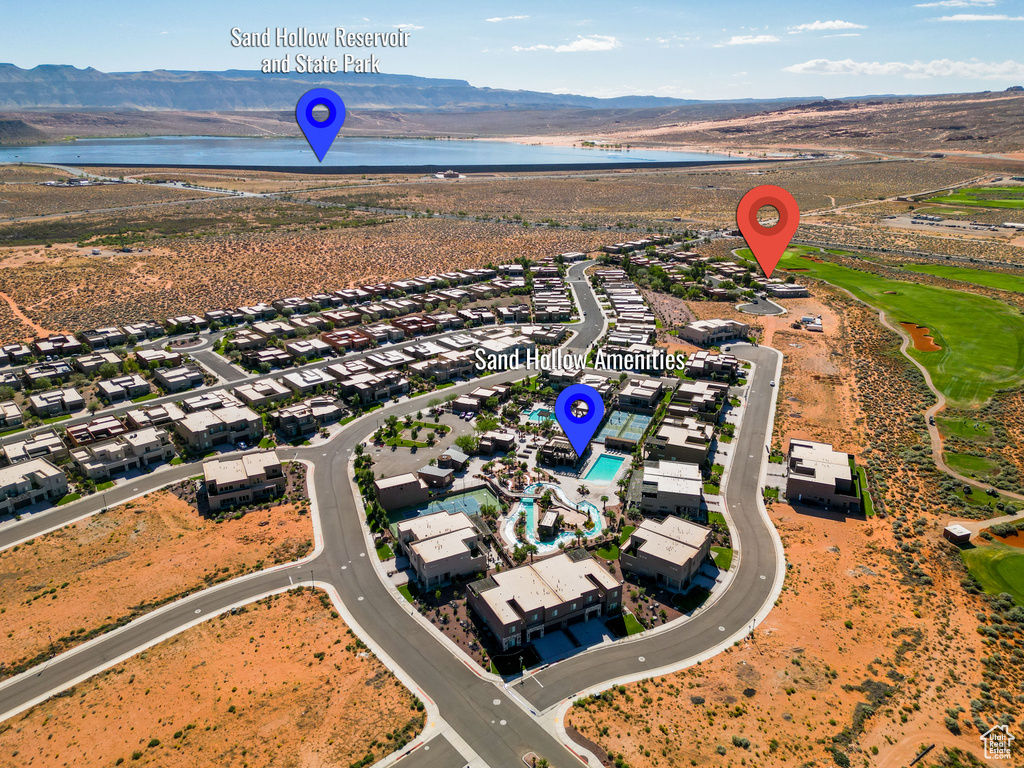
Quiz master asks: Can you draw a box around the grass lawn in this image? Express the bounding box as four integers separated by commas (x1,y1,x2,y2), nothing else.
41,414,71,424
607,611,645,638
774,250,1024,406
258,437,275,449
375,542,394,561
169,457,184,465
708,512,727,527
131,392,158,403
397,584,416,603
0,425,26,438
96,480,115,491
672,586,711,613
903,263,1024,294
56,492,81,506
763,487,780,501
856,467,874,517
962,544,1024,605
703,482,721,494
925,187,1024,210
769,455,785,464
944,451,1000,479
937,416,995,443
711,546,733,571
595,526,635,560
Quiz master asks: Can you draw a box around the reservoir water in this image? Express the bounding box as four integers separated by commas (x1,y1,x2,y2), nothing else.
0,135,739,170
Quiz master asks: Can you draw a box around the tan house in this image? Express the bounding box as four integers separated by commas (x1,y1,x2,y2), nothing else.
203,451,286,512
234,378,291,408
174,405,263,451
639,461,703,517
395,511,486,588
29,387,85,417
467,551,622,651
678,319,749,346
646,418,713,465
0,459,68,514
374,472,430,511
619,516,712,592
786,439,861,512
3,430,68,464
71,427,176,481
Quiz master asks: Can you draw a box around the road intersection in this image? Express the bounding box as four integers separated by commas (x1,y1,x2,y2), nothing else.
0,262,785,767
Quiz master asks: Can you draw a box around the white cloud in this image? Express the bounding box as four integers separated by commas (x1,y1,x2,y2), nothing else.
715,34,780,47
787,19,866,33
486,15,529,22
915,0,996,7
936,13,1024,20
513,34,621,52
394,23,424,30
824,33,861,38
783,57,1024,79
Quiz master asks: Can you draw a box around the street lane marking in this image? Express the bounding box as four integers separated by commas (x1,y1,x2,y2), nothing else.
638,656,645,662
493,698,501,705
195,609,201,614
718,626,725,631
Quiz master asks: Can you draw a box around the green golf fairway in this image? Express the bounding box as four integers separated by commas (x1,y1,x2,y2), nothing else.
962,545,1024,605
926,187,1024,210
903,264,1024,294
773,251,1024,406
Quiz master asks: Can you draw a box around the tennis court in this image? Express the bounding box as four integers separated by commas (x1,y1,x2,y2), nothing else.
387,487,500,526
595,410,652,444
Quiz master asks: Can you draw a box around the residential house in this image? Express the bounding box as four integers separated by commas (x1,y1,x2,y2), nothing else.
0,459,68,515
466,551,622,651
203,451,286,512
619,516,713,591
394,511,487,589
71,427,176,481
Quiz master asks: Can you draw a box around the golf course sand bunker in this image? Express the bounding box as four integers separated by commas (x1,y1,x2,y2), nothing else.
900,322,942,351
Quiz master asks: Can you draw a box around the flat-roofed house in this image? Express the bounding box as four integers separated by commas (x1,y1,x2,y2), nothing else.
270,397,341,438
153,365,204,393
646,418,713,465
0,400,23,430
1,343,32,365
639,461,703,516
678,319,749,346
174,406,263,451
281,368,335,395
3,430,68,464
33,334,82,357
75,351,123,375
374,472,430,510
234,378,292,408
466,551,623,651
203,451,286,512
66,415,128,447
616,378,664,412
29,387,85,417
182,390,243,412
71,427,176,480
684,351,739,380
78,326,126,349
125,402,185,430
135,349,182,369
619,516,712,591
23,361,73,387
395,511,486,588
786,439,861,512
97,374,151,403
0,459,68,515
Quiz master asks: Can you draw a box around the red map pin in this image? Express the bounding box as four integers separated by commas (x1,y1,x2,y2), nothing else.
736,185,800,279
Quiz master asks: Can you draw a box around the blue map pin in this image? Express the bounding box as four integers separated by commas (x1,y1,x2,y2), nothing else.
296,88,346,162
554,383,605,459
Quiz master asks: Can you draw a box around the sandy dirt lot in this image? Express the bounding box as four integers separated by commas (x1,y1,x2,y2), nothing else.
0,590,425,768
0,216,617,342
566,496,991,768
0,490,313,680
0,183,217,220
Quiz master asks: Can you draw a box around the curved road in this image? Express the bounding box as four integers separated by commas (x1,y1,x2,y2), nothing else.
0,263,785,767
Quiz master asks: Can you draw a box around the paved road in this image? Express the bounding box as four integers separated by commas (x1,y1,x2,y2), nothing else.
399,734,468,768
0,269,783,768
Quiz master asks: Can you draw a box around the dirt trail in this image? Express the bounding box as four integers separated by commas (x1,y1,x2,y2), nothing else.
0,290,58,337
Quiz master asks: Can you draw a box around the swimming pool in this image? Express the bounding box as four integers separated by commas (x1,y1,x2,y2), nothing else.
584,454,626,483
524,407,554,423
501,482,604,553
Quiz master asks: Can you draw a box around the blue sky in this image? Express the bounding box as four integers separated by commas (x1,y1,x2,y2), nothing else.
2,0,1023,100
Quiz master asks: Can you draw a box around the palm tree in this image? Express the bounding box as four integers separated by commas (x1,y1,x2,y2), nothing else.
600,495,609,511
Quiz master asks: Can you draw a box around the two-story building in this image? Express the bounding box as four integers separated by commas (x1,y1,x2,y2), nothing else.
203,451,286,512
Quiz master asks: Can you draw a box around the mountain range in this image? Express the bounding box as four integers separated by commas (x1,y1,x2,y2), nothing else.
0,63,811,112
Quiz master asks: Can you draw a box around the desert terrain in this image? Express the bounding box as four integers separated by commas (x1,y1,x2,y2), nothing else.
0,489,313,680
0,589,424,768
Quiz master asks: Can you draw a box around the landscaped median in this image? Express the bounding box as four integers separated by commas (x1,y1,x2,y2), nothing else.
0,488,313,681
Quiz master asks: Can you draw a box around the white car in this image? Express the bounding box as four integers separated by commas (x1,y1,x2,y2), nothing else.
769,380,776,387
